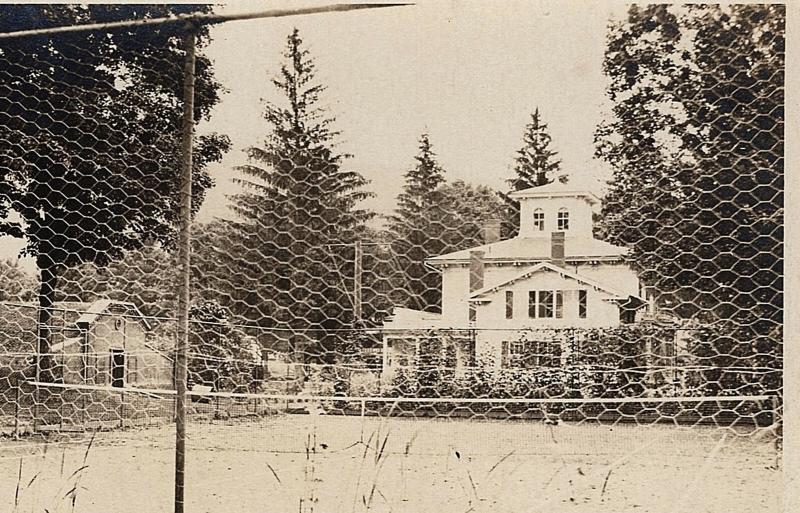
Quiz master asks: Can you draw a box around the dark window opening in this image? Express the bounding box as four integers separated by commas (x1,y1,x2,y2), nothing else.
533,209,545,231
578,290,587,318
111,349,125,388
528,291,537,318
555,290,564,318
558,209,569,230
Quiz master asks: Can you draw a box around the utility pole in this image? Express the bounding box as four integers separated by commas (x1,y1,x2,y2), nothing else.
327,240,379,330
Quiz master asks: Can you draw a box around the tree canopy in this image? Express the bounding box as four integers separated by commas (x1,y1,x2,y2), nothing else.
386,134,504,312
0,5,230,368
595,4,783,392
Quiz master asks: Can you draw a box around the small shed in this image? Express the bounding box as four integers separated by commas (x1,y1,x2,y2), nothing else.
48,299,173,389
0,300,172,389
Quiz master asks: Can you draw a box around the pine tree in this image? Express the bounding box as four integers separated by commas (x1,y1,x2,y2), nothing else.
226,29,373,355
386,134,447,311
508,108,563,191
504,108,563,238
385,136,505,313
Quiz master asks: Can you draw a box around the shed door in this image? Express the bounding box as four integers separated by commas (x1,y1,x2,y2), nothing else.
111,349,125,388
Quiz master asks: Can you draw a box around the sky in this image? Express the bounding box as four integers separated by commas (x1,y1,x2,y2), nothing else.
195,0,628,221
0,0,628,270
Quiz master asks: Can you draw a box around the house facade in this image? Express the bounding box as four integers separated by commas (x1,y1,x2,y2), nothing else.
382,182,648,373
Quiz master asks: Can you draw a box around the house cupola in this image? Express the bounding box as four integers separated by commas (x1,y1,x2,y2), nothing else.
508,182,600,238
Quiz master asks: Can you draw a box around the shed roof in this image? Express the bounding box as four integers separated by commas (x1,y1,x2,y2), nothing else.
75,299,152,331
0,299,152,352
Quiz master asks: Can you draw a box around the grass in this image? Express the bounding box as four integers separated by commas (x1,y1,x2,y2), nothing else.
0,414,782,513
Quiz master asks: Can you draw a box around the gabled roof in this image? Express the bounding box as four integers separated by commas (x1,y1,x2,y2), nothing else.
75,299,152,331
467,262,642,303
507,181,601,204
428,236,628,265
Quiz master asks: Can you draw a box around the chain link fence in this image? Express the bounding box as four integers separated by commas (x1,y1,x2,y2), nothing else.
0,4,783,513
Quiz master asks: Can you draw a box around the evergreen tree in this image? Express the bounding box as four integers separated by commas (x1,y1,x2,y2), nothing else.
504,108,563,238
386,134,447,312
386,137,505,313
226,29,373,356
508,108,563,191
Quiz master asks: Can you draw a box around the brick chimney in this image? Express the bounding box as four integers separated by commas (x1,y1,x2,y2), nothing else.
483,218,501,244
469,250,485,292
551,231,565,267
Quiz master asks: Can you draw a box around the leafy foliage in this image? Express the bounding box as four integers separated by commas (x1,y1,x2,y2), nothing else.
595,5,783,391
0,5,230,366
0,260,36,302
188,300,259,392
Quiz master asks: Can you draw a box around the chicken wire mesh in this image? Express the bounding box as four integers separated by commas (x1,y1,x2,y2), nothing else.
0,4,784,513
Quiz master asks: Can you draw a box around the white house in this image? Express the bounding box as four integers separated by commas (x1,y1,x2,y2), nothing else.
381,181,648,373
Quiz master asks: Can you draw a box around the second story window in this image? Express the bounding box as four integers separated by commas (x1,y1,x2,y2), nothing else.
505,290,514,319
578,290,587,318
528,290,564,319
533,209,544,231
557,208,569,230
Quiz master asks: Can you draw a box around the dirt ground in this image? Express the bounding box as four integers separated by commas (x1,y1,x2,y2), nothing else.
0,415,782,513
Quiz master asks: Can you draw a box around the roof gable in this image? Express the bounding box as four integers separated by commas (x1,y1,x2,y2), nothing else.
75,299,152,331
467,262,638,301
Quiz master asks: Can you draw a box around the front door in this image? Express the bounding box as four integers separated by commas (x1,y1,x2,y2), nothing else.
111,349,125,388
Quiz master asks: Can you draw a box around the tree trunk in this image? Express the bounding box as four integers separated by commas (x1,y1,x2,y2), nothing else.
36,262,58,383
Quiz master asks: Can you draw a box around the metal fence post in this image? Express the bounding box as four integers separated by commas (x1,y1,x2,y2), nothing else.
13,377,19,440
175,20,197,513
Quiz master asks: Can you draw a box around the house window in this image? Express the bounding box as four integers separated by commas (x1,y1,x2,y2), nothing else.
533,209,544,231
555,290,563,319
468,305,476,323
505,340,562,368
578,290,587,318
538,290,554,318
529,290,561,319
505,291,514,319
557,208,569,230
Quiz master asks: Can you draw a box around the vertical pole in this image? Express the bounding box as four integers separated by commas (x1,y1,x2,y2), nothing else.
353,240,363,329
175,21,196,513
13,378,19,440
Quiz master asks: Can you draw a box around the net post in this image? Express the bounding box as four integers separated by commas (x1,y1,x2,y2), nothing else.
771,395,781,427
13,377,19,440
174,20,197,513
